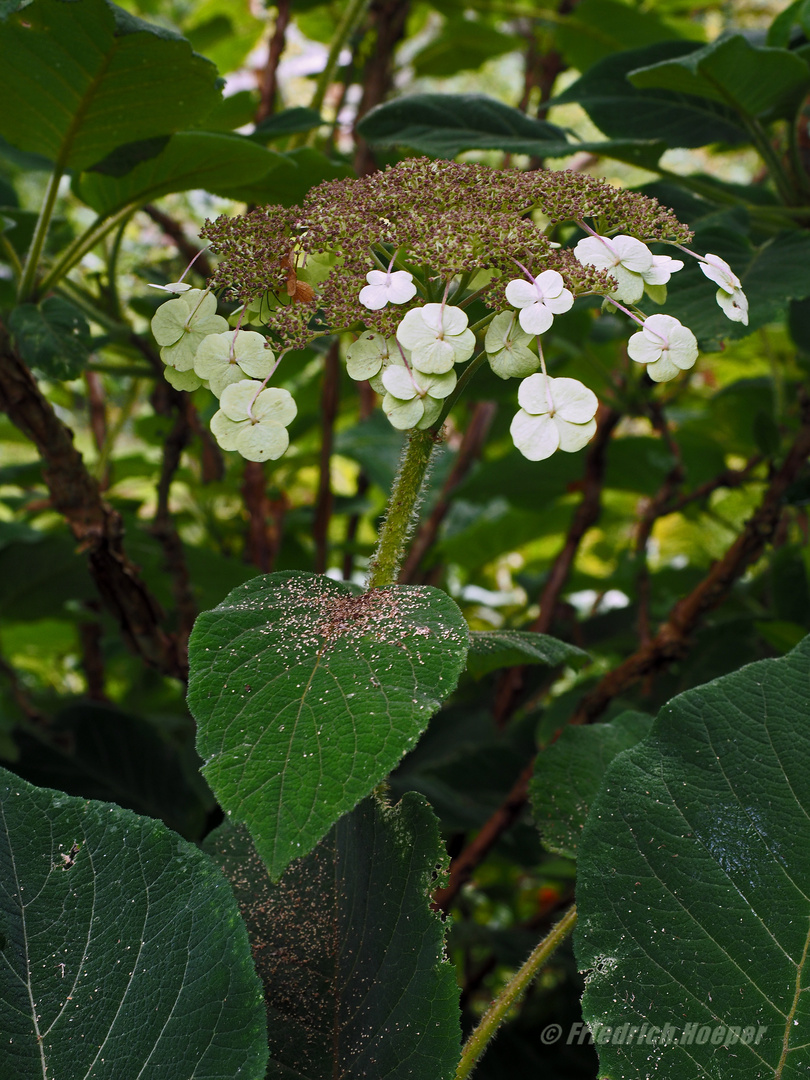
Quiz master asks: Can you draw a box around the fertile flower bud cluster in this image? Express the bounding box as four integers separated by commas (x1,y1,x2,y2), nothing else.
151,158,749,464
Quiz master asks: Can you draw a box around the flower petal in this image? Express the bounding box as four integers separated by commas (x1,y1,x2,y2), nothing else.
551,377,598,424
510,410,560,460
556,416,597,452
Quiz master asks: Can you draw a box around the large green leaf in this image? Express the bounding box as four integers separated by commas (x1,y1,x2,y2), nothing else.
529,711,652,859
410,18,522,77
467,629,587,679
75,132,290,216
188,571,469,879
204,795,461,1080
0,0,221,171
554,41,749,148
217,146,353,207
0,767,267,1078
576,635,810,1078
629,35,810,121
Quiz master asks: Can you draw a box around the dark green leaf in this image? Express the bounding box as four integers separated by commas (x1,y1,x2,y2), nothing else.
75,132,290,216
0,535,95,618
0,767,267,1078
218,146,352,206
410,18,522,77
467,629,587,679
86,135,171,178
554,42,749,148
529,711,652,859
576,635,810,1079
204,795,461,1080
197,89,261,133
0,0,221,171
9,297,91,380
250,106,323,142
188,571,469,879
554,0,687,73
629,35,810,120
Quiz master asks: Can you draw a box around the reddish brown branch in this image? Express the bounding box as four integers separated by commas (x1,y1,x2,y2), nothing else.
352,0,412,176
399,401,497,584
256,0,291,123
570,412,810,725
0,322,185,680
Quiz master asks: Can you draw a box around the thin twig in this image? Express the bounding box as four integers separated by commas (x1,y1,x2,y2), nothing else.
352,0,412,175
313,341,340,574
256,0,290,123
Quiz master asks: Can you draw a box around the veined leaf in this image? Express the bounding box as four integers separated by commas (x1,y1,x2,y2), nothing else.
576,635,810,1078
188,571,469,880
0,0,221,172
0,767,267,1079
467,629,587,679
9,297,91,380
205,795,461,1080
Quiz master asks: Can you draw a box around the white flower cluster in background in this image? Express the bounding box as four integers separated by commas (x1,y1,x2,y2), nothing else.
150,287,295,462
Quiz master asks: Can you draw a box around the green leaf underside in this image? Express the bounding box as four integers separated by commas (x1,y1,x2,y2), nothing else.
204,795,461,1080
0,0,221,172
467,629,588,680
629,36,810,120
0,767,267,1079
188,571,469,880
75,131,290,216
529,710,653,859
576,635,810,1079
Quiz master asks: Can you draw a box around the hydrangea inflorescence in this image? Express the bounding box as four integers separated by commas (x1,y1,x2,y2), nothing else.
150,157,748,463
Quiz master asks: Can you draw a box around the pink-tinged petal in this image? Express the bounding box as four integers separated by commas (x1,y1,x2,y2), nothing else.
517,303,554,335
551,377,598,423
510,411,560,460
556,416,597,452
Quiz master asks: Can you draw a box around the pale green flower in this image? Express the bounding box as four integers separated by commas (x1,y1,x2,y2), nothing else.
396,304,475,374
211,381,297,462
510,375,598,460
193,330,274,397
484,311,539,379
345,332,408,393
380,363,456,431
152,290,228,371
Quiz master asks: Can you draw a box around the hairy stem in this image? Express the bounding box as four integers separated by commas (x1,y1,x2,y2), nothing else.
455,905,578,1080
367,426,436,588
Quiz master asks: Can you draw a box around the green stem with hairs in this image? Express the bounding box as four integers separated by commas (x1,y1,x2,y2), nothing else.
17,166,64,301
367,427,436,588
455,905,578,1080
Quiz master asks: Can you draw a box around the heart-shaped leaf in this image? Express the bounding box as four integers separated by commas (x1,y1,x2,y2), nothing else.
576,635,810,1078
0,767,267,1078
0,0,221,171
188,571,469,879
204,794,461,1079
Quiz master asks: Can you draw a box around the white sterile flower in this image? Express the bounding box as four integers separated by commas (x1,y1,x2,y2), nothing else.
358,269,417,310
396,304,475,374
211,381,297,462
627,314,698,383
151,290,227,371
381,364,456,431
484,311,539,379
193,330,274,397
574,234,664,305
510,375,598,461
345,332,404,392
505,270,574,335
699,253,749,325
148,281,192,293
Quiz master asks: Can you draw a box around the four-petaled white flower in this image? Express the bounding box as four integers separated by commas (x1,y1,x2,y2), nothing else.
627,314,698,383
396,304,475,373
574,234,682,304
484,311,539,379
510,375,598,461
193,330,274,397
505,270,574,335
359,269,417,310
211,381,297,462
699,253,749,325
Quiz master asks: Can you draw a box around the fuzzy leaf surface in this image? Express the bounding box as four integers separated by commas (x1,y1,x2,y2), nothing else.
188,571,469,879
576,636,810,1079
204,795,461,1080
0,767,267,1079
